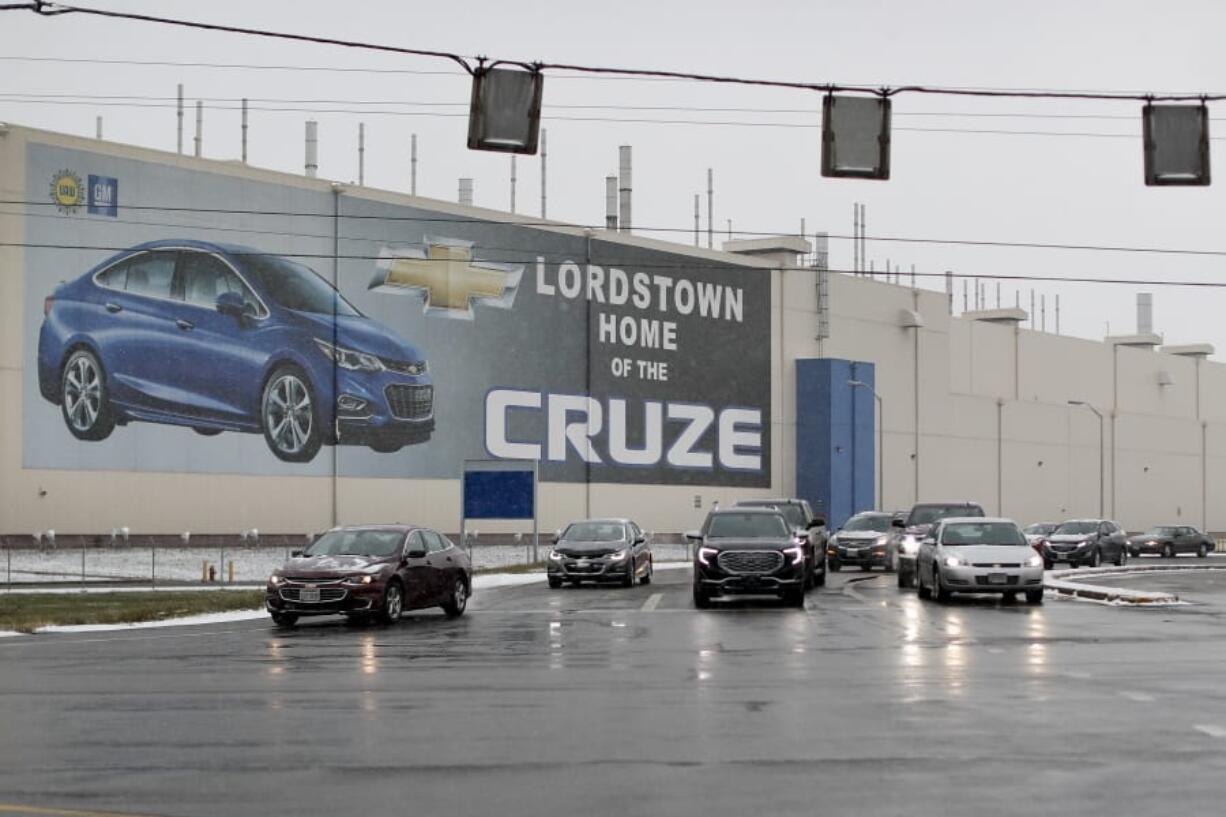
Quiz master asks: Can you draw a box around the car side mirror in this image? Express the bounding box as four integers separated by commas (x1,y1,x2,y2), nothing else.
811,516,826,528
634,535,646,545
685,530,702,542
891,519,905,529
215,291,245,317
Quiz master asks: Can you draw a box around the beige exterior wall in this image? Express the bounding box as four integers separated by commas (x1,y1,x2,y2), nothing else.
3,124,1224,537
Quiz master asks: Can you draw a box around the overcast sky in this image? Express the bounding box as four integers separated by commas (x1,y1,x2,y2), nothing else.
3,0,1225,352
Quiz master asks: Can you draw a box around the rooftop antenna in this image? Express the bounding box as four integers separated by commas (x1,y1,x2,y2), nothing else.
605,176,618,230
304,120,318,178
410,133,418,196
963,279,969,312
996,281,1001,308
539,128,547,218
241,98,248,163
618,145,632,234
911,263,917,291
1041,294,1047,331
176,83,183,154
1056,294,1061,334
458,177,473,206
95,116,102,140
852,203,860,273
358,122,365,186
693,194,700,246
510,154,517,213
945,270,953,313
1030,290,1036,329
193,100,202,157
706,168,714,249
1137,292,1153,334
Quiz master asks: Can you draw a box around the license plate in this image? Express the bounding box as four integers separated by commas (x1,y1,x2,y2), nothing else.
846,549,860,557
987,573,1007,585
299,587,321,602
576,560,589,567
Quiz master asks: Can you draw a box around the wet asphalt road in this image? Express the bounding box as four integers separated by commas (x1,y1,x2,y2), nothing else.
2,562,1226,817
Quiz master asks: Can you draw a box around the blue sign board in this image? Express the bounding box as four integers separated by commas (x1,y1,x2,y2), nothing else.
87,175,118,217
463,469,535,520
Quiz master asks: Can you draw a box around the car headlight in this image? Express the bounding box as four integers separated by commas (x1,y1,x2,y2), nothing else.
783,545,805,566
697,546,718,566
268,574,282,586
943,555,965,567
607,549,628,561
875,534,890,546
314,338,385,372
343,574,375,586
827,534,839,547
901,535,920,555
549,550,564,561
1026,554,1044,568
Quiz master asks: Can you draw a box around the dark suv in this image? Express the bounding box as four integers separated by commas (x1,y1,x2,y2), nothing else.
892,502,986,588
688,508,808,608
734,498,827,588
1038,519,1128,568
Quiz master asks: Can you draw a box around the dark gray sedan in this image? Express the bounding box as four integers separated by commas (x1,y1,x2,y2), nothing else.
547,518,653,588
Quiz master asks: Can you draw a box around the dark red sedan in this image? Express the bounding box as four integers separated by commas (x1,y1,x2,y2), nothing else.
265,525,471,626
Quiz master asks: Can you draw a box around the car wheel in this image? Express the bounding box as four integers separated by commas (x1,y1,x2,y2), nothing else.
379,581,404,624
261,365,322,463
1163,543,1175,559
622,563,635,588
1025,588,1044,604
192,427,222,436
1198,543,1209,558
1115,547,1128,567
830,560,842,573
783,587,805,608
1087,548,1101,568
442,576,468,618
270,611,298,627
547,576,563,589
932,568,951,602
916,566,931,599
1003,591,1017,604
641,557,653,585
369,439,404,454
693,583,711,609
60,349,116,441
898,566,915,589
860,563,873,572
1043,559,1054,570
814,566,826,587
1129,549,1139,559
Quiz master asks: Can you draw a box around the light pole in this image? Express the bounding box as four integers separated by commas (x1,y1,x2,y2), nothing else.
849,380,884,511
1068,400,1104,518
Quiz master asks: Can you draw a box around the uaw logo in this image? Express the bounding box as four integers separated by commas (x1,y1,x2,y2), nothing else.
368,237,522,320
49,169,84,214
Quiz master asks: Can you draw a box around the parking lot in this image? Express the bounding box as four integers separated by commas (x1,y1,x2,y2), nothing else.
2,560,1226,817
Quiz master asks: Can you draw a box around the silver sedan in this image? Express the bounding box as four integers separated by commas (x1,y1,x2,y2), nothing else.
916,517,1045,604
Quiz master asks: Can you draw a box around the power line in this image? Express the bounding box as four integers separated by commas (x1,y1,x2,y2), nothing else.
7,3,1226,103
5,239,1226,290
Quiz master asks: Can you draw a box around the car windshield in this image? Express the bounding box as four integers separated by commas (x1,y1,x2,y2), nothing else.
909,505,983,526
240,253,361,316
1054,521,1099,535
1141,527,1179,537
1023,523,1057,535
706,513,790,538
562,522,627,542
304,529,403,557
843,514,892,532
941,522,1026,546
740,502,806,528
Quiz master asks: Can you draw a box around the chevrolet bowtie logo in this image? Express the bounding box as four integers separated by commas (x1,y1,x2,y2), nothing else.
369,237,522,320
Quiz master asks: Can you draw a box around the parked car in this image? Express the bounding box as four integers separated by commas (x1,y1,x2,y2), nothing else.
734,498,827,587
1127,525,1215,559
38,240,434,463
547,518,653,588
891,502,986,588
688,508,808,608
827,511,895,572
1023,522,1059,546
1037,519,1128,568
915,517,1045,604
265,525,471,626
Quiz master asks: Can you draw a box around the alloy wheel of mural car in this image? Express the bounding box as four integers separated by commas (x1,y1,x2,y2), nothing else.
261,367,320,463
60,349,114,441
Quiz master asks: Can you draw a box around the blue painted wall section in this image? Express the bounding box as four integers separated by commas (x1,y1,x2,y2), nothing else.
795,359,876,529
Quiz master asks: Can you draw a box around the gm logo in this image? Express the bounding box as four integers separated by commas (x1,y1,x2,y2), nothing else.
88,175,118,217
368,237,522,320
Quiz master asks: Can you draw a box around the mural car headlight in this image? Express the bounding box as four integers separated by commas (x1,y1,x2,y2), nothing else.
314,338,385,372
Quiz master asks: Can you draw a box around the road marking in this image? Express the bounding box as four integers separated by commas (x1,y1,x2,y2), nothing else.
1194,724,1226,738
0,803,171,817
640,593,663,611
1119,691,1155,702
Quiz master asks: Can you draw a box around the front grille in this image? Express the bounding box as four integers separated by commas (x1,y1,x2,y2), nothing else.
974,575,1020,586
717,550,785,575
279,587,348,602
972,562,1022,568
385,384,434,420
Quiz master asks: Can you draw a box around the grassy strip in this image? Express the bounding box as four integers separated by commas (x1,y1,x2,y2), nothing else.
475,562,547,575
0,590,264,633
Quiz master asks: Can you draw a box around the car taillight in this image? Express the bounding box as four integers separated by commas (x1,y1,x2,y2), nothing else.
43,296,54,317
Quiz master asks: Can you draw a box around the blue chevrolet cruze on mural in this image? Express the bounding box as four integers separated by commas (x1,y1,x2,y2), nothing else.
37,240,434,462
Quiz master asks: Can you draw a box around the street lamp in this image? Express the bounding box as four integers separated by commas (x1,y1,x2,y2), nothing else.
848,380,884,511
1068,401,1105,518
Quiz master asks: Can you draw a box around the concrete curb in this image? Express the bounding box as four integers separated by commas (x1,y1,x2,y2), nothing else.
1045,563,1226,605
